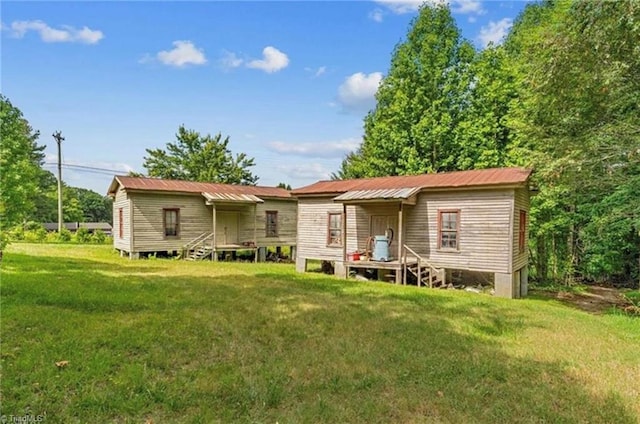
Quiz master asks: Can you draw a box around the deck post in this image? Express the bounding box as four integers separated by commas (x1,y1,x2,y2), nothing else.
254,203,258,263
212,203,217,262
342,203,347,269
396,203,403,284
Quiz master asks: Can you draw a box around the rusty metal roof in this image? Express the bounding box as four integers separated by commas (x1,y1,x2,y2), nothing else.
202,192,264,204
334,187,421,202
292,167,532,196
108,176,292,199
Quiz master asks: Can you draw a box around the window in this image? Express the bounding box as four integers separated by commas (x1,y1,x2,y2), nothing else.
438,210,460,250
327,212,342,246
163,208,179,237
519,210,527,253
118,208,123,239
266,211,278,237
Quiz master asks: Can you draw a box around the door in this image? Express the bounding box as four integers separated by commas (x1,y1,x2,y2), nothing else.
370,215,398,255
216,212,239,245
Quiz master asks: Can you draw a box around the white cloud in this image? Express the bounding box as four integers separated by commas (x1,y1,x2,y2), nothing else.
269,138,361,158
276,163,332,181
219,50,243,70
157,40,207,67
305,66,327,78
374,0,484,15
314,66,327,77
478,18,513,48
369,8,385,22
452,0,484,14
375,0,426,14
9,20,103,44
337,72,383,113
246,46,289,73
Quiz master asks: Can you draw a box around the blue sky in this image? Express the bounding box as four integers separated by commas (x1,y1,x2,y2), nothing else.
2,1,530,194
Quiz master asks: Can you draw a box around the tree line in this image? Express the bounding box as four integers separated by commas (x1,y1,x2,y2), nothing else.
2,0,637,285
0,95,261,252
337,0,639,286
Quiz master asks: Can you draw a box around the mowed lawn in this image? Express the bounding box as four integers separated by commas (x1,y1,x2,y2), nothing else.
1,244,639,423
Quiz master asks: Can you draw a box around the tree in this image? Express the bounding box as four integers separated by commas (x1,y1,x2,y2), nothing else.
277,182,292,190
28,170,88,223
70,187,113,222
0,95,45,251
505,0,640,285
338,4,477,178
143,126,258,185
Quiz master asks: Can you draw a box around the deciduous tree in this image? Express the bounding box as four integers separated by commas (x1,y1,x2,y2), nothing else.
0,95,45,251
143,126,258,185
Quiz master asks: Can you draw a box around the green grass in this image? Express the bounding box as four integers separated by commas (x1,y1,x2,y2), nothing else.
1,244,639,423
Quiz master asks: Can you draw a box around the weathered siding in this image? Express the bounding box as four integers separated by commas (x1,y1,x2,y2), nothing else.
296,198,345,261
113,187,131,252
131,192,211,253
404,189,514,273
513,187,530,271
348,204,402,258
238,199,297,246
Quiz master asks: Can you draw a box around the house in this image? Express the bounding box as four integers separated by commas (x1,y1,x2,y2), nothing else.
107,176,297,260
291,167,532,299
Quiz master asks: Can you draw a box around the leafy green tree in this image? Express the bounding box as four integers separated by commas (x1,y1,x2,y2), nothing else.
338,4,476,178
143,126,258,185
277,182,292,190
505,0,640,285
69,187,113,222
0,95,45,251
452,46,517,170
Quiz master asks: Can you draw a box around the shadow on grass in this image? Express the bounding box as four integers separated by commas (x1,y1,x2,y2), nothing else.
1,253,637,423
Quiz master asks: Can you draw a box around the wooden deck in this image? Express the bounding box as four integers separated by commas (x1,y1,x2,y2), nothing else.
345,257,418,284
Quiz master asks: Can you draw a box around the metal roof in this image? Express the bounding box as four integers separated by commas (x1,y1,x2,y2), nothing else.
108,176,292,199
202,192,264,204
292,167,532,196
334,187,421,202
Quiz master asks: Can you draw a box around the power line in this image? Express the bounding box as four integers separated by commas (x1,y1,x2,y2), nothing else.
43,162,138,175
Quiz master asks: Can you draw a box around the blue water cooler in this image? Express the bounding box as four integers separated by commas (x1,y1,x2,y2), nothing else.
373,235,391,261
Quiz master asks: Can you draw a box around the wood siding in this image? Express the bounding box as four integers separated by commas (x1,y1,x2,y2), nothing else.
130,192,211,253
298,188,519,274
119,189,297,254
296,198,347,261
113,187,131,252
512,187,530,271
238,199,297,246
405,189,514,273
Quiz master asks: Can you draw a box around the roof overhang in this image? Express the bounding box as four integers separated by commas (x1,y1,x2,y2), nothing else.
333,187,421,205
202,192,264,204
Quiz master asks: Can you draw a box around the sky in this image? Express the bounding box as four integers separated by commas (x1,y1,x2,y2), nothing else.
2,0,530,195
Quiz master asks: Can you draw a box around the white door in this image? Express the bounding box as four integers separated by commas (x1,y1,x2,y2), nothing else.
216,212,239,245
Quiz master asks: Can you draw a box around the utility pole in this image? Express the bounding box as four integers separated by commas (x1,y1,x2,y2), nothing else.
52,131,65,232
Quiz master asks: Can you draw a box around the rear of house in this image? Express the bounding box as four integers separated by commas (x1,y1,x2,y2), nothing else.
108,176,296,260
292,167,532,299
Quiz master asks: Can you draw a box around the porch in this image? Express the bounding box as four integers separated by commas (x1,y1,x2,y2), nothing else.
343,245,445,287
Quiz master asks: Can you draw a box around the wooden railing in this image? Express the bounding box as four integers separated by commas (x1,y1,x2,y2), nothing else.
182,232,215,259
401,244,445,287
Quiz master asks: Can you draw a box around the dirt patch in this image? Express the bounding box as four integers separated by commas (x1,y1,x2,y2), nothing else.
533,286,634,315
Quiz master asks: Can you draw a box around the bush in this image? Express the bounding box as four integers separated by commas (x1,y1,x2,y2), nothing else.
75,227,92,243
45,228,72,243
23,228,47,242
91,230,107,244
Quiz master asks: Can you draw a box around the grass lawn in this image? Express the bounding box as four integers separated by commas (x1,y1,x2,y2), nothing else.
1,244,639,423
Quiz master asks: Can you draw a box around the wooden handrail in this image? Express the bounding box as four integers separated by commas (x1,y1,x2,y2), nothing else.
402,244,446,287
183,232,214,251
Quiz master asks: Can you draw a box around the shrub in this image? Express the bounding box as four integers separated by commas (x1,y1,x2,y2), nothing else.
75,227,92,243
23,228,47,242
91,230,107,244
